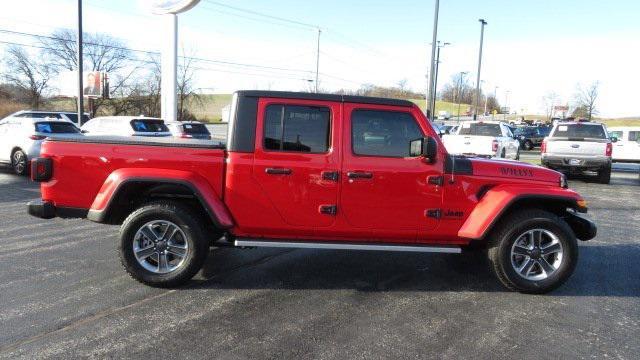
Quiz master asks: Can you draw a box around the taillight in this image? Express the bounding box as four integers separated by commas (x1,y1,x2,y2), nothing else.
492,140,498,152
29,135,46,140
605,142,612,157
541,139,547,153
31,157,52,182
180,134,193,138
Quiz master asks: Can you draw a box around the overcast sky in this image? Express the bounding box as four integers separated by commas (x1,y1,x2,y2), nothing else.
2,0,639,117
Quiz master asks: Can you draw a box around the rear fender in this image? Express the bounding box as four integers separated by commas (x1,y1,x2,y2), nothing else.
458,184,583,240
87,168,234,229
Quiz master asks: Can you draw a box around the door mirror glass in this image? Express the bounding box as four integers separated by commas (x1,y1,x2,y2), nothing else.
410,136,438,163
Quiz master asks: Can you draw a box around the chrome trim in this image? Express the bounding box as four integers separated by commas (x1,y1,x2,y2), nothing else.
234,239,461,253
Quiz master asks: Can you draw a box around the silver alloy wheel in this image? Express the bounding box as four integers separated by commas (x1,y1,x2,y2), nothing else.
13,151,26,174
133,220,189,274
510,228,563,281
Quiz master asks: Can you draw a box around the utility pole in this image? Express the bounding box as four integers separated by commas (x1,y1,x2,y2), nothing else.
504,90,511,121
76,0,83,127
456,71,468,122
315,28,321,93
426,0,440,119
473,19,487,120
431,41,450,115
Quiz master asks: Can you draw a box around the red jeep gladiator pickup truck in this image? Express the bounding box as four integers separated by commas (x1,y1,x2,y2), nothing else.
27,91,596,293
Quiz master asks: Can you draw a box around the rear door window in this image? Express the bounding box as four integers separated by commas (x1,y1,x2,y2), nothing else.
552,124,606,139
130,120,169,133
458,123,502,136
35,122,80,134
263,105,331,153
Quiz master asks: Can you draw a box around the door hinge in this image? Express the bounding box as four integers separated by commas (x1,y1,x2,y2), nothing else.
426,209,441,219
321,171,339,181
319,205,337,215
428,175,444,186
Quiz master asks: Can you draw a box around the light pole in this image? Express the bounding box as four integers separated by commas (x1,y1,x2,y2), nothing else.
492,86,498,119
426,0,440,119
473,19,487,120
481,80,487,116
504,90,511,121
431,41,450,115
76,0,83,127
315,28,321,93
456,71,468,122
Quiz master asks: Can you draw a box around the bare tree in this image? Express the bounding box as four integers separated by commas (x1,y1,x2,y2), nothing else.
1,45,56,108
573,81,599,120
541,91,560,121
177,53,202,121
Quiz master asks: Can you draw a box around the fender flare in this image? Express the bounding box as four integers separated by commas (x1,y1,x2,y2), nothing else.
86,168,234,229
458,185,584,240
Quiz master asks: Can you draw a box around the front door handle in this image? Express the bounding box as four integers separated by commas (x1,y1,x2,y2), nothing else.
265,168,292,175
347,171,373,179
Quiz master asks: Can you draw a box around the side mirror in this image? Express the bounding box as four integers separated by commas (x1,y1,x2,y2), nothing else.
610,137,618,143
81,129,88,133
410,136,438,163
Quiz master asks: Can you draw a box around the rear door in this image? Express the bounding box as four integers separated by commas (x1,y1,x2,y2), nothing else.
252,98,341,229
340,104,442,240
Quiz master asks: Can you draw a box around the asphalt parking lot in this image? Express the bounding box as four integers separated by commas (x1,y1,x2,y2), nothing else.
0,158,638,359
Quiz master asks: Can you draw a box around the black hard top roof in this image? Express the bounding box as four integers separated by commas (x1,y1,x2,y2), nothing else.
235,90,415,108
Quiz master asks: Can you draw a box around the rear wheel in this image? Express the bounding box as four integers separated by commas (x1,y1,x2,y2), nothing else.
597,166,611,184
118,201,209,287
523,140,533,151
487,209,578,293
11,149,27,175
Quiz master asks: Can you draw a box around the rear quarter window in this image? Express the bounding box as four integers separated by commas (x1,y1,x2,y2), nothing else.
552,124,606,139
182,123,210,135
35,122,80,134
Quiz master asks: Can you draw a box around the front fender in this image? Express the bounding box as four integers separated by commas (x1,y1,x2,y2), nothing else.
458,184,583,240
87,168,234,229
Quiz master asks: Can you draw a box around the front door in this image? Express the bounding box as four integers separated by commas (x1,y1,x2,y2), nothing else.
253,98,341,231
339,104,443,240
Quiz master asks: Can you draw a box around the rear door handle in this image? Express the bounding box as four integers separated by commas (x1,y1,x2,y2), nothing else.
347,171,373,179
265,168,292,175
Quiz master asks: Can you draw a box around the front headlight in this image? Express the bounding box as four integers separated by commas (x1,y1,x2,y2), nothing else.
559,174,568,188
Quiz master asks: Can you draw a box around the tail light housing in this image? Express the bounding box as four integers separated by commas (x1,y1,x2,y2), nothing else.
541,139,547,154
492,140,499,152
180,133,193,138
605,142,612,157
31,157,52,182
29,135,46,140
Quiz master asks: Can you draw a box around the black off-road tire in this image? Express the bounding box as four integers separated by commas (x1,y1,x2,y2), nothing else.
486,209,578,294
597,166,611,184
119,200,209,288
11,149,28,176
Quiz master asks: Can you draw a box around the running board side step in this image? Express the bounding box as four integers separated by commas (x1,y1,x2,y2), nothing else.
234,239,461,254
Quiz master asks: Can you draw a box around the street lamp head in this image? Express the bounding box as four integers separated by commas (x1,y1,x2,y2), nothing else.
479,19,487,25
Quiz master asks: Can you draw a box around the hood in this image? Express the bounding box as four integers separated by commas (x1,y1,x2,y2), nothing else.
467,157,562,184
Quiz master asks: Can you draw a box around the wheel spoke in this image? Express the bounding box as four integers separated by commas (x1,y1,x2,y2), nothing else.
517,257,535,276
135,245,156,260
158,252,169,272
538,257,556,275
532,230,542,248
512,245,529,256
541,242,561,254
166,244,186,258
140,225,159,242
163,226,180,242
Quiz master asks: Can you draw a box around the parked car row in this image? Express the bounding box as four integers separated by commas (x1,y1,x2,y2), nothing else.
441,120,521,159
0,110,214,175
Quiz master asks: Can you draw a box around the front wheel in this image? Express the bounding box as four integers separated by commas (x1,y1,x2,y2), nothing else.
118,201,209,287
487,209,578,293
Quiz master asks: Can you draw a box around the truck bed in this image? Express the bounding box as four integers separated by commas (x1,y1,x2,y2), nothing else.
39,136,227,210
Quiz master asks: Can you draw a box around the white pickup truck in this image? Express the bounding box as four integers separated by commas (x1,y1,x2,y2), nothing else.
541,122,612,183
441,121,520,159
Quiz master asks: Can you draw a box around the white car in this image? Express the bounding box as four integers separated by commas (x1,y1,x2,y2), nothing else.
608,127,640,163
0,116,81,175
541,122,612,183
442,121,520,159
3,110,90,125
165,120,211,139
81,116,171,137
437,111,450,120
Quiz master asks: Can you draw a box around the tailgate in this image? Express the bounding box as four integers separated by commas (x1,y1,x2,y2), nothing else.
443,135,494,156
546,138,608,157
